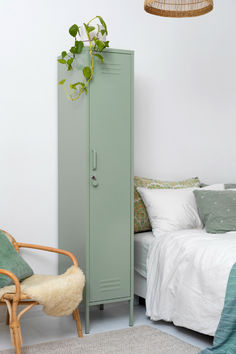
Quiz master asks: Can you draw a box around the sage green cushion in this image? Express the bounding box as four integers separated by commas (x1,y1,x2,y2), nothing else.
225,184,236,189
134,176,200,233
0,231,34,288
194,190,236,234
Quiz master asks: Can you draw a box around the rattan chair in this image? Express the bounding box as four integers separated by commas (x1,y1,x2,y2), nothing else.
0,229,83,354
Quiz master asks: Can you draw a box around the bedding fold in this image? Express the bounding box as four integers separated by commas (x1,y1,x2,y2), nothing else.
146,229,236,335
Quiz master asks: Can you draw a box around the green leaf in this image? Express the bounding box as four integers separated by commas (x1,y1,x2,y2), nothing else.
83,66,91,80
83,23,95,35
58,58,67,64
69,24,79,37
59,79,66,85
70,45,82,54
101,29,106,36
66,58,74,71
70,83,77,90
94,38,105,52
104,40,110,48
71,81,84,88
61,51,67,59
70,46,77,54
75,40,84,54
97,16,108,35
93,53,104,63
67,58,73,66
87,25,95,33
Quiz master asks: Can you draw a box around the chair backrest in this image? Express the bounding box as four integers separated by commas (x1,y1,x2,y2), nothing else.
0,229,19,252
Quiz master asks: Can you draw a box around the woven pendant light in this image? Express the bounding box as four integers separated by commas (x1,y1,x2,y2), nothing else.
144,0,213,18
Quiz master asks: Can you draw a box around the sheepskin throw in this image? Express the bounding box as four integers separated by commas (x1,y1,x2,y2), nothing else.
0,266,85,317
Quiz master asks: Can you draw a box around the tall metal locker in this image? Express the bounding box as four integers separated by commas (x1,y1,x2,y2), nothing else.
58,48,134,333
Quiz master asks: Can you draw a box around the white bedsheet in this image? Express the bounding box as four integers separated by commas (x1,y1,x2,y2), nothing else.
146,229,236,336
134,232,154,278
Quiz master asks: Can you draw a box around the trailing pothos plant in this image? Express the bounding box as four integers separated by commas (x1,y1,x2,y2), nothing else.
58,16,109,101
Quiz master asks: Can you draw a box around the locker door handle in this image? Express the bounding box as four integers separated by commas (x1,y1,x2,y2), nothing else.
91,175,99,187
92,150,97,171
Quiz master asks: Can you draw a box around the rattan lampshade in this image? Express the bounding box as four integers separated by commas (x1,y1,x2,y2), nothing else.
144,0,213,17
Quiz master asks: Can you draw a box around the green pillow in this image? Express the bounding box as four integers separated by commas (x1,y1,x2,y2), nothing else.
225,184,236,189
0,231,34,288
194,190,236,234
200,183,236,189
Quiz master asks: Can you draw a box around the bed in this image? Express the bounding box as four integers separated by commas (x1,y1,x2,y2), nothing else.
134,231,154,299
134,229,236,336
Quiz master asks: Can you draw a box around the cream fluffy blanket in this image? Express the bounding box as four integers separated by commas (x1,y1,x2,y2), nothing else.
0,266,85,317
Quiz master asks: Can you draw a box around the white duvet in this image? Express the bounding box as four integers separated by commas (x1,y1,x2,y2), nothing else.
146,229,236,336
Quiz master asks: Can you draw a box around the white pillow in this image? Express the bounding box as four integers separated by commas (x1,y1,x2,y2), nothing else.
137,184,225,236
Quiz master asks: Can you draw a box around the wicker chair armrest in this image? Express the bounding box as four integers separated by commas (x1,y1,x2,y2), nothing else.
0,269,21,301
16,243,78,267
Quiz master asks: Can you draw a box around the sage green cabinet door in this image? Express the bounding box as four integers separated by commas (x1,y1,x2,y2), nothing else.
89,52,132,302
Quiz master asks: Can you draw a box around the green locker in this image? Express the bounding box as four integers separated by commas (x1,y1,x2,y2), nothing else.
58,48,134,333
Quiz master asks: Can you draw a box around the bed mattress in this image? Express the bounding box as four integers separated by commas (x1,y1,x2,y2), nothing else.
134,231,154,279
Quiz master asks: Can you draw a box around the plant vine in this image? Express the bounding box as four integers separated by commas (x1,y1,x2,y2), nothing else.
58,16,109,101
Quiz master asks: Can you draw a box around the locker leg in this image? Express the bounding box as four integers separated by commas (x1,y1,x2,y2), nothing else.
85,302,90,334
99,304,104,311
129,298,134,327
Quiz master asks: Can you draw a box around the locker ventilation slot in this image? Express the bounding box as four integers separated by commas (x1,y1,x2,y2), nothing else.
99,278,121,292
102,63,121,75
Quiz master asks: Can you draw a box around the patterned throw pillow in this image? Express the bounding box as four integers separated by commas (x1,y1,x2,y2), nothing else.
134,176,200,233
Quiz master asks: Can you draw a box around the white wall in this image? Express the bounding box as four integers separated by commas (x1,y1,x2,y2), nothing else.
0,0,236,274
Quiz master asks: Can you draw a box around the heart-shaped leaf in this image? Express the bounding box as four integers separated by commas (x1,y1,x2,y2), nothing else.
83,66,91,80
70,83,78,90
61,51,67,59
70,46,77,54
59,79,66,85
75,41,84,54
94,38,105,52
93,53,104,63
104,41,109,48
71,81,84,88
67,58,73,66
69,24,79,37
58,59,66,64
97,16,108,35
87,25,95,33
